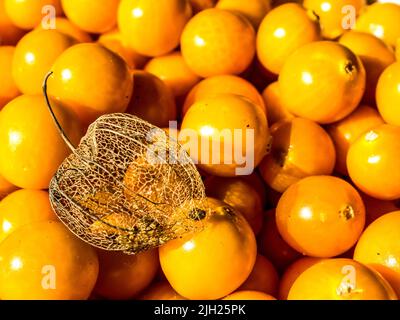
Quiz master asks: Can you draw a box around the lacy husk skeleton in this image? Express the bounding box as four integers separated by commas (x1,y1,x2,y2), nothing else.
43,72,207,254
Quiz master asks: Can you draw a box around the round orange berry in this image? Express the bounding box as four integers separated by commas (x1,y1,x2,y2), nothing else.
159,198,257,300
278,41,366,124
259,117,336,193
181,94,270,177
12,29,76,95
355,2,400,47
0,95,83,189
288,258,397,300
181,8,256,77
0,220,99,300
276,176,365,257
257,3,321,74
47,43,133,125
118,0,192,57
347,124,400,200
0,189,56,243
354,211,400,297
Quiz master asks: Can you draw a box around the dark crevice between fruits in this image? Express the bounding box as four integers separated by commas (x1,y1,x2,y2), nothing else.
272,147,288,168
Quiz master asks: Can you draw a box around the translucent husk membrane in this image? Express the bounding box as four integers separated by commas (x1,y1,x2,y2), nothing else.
44,74,207,254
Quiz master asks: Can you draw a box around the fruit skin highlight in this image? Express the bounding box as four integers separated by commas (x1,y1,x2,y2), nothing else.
288,259,397,300
12,29,76,95
61,0,119,34
276,176,365,258
0,220,99,300
159,198,257,300
327,105,384,175
47,43,133,126
257,3,321,75
0,95,83,190
180,8,256,77
347,124,400,200
259,117,336,193
181,94,270,177
278,41,366,124
0,189,57,243
118,0,192,57
4,0,62,30
354,211,400,298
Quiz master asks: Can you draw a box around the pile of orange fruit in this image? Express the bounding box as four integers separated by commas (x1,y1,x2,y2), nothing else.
0,0,400,301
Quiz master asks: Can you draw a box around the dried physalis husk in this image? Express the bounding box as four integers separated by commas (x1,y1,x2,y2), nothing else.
49,113,207,254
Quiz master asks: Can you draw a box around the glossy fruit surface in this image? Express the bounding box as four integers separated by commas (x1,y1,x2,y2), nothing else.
354,211,400,297
181,94,270,177
279,257,323,300
339,31,395,105
47,43,133,125
118,0,192,56
4,0,62,30
182,75,266,116
257,3,320,74
61,0,119,33
376,62,400,126
303,0,366,39
12,29,76,95
0,46,19,108
347,124,400,200
0,189,56,243
0,95,83,189
276,176,365,257
0,220,99,300
159,198,257,300
181,8,256,77
288,258,397,300
355,3,400,47
278,41,366,124
327,105,384,175
259,117,336,193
